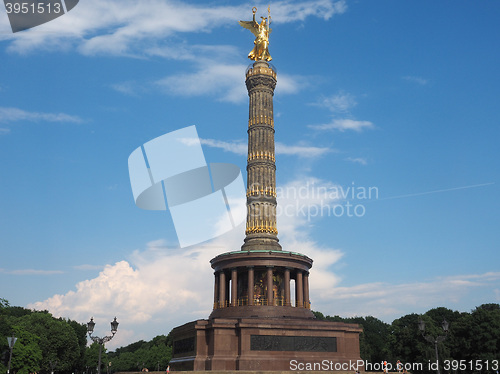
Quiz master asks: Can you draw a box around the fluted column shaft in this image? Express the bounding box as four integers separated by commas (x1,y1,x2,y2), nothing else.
242,61,281,251
304,272,310,309
284,268,291,306
213,272,219,307
266,266,274,306
231,269,238,307
296,271,303,307
248,266,254,306
219,271,226,308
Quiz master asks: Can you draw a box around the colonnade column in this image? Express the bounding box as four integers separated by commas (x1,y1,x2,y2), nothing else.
213,272,219,308
304,272,310,309
284,268,291,306
248,266,254,306
219,271,226,308
231,269,238,307
296,271,303,307
266,266,274,306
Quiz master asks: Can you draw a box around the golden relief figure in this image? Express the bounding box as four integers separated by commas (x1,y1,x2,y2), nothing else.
239,6,272,61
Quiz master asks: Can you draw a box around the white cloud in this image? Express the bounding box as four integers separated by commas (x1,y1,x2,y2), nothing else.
200,138,247,155
0,268,64,275
110,81,142,97
276,142,332,157
312,92,357,113
155,63,248,103
403,75,429,86
73,264,105,271
309,118,374,132
0,107,83,124
200,137,332,158
315,272,500,321
309,91,374,133
154,63,309,103
1,0,347,56
346,157,367,165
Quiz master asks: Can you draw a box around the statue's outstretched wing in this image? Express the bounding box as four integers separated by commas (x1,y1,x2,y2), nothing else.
239,20,259,37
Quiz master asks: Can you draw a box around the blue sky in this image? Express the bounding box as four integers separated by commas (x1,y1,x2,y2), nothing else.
0,0,499,349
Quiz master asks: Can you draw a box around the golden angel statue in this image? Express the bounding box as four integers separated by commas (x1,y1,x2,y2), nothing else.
239,7,272,61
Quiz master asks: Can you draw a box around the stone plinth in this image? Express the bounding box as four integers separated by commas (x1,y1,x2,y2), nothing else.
169,317,362,371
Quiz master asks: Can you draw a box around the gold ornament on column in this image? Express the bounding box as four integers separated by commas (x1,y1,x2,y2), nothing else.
239,6,272,61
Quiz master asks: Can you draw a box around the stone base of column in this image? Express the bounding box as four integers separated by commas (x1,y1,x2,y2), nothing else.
169,317,362,372
241,234,282,251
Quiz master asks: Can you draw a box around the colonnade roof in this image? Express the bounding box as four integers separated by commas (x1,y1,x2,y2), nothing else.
216,249,308,257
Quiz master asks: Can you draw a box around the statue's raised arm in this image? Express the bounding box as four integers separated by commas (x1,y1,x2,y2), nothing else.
239,7,272,61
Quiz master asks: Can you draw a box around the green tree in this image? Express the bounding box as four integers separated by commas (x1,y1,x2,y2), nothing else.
107,334,172,372
466,304,500,371
85,341,108,374
389,313,431,370
352,316,392,364
68,319,89,373
9,326,43,374
108,351,136,372
16,312,81,374
313,311,391,364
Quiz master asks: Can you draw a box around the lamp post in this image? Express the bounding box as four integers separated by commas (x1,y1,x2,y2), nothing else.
49,360,58,374
6,336,17,374
87,317,119,374
418,317,449,374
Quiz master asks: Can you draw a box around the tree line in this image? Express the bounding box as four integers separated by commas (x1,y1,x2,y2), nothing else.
314,303,500,373
2,298,499,373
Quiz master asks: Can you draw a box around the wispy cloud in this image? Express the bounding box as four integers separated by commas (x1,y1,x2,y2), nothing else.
403,75,429,86
155,63,248,103
154,62,309,103
8,1,343,103
110,81,142,97
309,91,374,132
309,118,374,132
1,0,347,56
200,138,247,155
346,157,367,165
311,92,357,113
200,138,332,158
0,268,64,275
318,272,500,320
276,142,333,157
73,264,105,271
0,107,84,124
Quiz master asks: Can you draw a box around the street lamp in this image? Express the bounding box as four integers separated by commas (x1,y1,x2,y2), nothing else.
49,360,58,374
6,336,17,374
418,317,449,374
87,317,119,374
